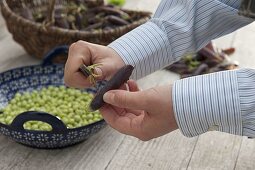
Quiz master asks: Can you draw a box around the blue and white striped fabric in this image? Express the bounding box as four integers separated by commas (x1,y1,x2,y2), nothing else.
173,70,242,137
108,0,255,138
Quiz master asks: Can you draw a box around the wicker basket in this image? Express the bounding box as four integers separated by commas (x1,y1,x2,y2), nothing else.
1,0,151,59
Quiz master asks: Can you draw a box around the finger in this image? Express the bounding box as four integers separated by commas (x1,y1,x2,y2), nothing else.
100,105,131,135
65,72,93,88
89,43,123,81
92,61,121,81
111,105,126,116
100,105,141,135
64,42,109,88
127,80,139,92
121,82,143,116
107,100,142,116
102,99,140,116
103,90,148,110
64,41,93,88
125,108,143,116
119,83,128,91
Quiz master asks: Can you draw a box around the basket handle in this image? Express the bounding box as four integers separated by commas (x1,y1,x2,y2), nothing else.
42,45,69,65
10,111,67,132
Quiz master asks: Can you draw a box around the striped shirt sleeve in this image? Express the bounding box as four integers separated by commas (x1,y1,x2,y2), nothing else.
108,0,253,80
173,69,255,138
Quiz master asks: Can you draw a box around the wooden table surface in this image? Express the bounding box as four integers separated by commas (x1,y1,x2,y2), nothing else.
1,1,255,170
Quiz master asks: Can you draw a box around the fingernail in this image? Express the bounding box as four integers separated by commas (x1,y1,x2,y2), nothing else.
94,67,103,79
103,92,114,103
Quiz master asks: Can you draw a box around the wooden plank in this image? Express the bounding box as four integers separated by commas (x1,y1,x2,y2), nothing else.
137,70,180,90
234,138,255,170
0,126,125,170
0,13,9,40
213,23,255,69
187,132,243,170
0,136,34,170
105,130,198,170
0,12,5,26
230,25,255,69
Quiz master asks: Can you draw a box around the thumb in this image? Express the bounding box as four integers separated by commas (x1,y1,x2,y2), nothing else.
93,63,122,81
103,90,148,110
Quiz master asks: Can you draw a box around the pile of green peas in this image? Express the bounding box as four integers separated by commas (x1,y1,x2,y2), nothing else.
0,86,103,131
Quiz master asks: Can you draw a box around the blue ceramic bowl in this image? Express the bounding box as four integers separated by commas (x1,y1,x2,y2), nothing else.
0,46,106,149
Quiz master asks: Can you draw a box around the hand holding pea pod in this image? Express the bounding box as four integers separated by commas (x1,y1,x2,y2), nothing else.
64,40,126,88
100,80,178,141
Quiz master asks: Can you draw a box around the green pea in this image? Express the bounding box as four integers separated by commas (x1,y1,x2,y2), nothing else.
83,120,89,126
69,118,75,125
57,93,64,99
9,111,17,116
62,109,69,114
62,117,69,123
74,115,81,122
87,113,93,119
59,86,66,91
94,114,101,119
32,124,39,130
75,110,83,115
88,119,94,124
67,124,74,128
15,93,22,98
10,99,16,105
48,86,54,91
94,117,101,122
0,118,5,124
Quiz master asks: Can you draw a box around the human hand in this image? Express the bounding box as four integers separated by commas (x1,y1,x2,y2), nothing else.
64,40,125,88
100,80,178,141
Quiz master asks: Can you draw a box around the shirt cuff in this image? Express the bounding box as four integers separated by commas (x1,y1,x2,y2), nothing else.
108,22,173,80
172,70,242,137
237,69,255,138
